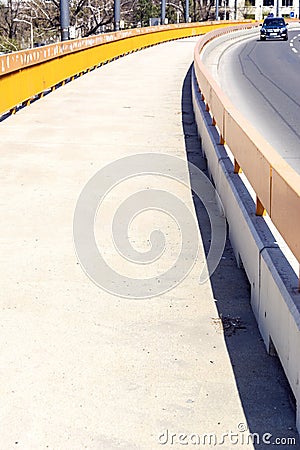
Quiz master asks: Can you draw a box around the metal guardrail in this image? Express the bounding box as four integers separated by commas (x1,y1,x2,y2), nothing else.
193,24,300,287
0,21,249,117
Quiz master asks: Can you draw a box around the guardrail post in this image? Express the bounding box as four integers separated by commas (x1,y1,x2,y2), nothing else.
233,158,241,174
256,197,266,216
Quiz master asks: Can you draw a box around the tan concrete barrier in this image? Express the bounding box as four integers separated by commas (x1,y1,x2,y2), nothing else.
192,25,300,432
194,25,300,286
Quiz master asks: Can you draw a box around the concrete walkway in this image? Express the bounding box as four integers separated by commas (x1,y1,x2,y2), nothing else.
0,37,297,449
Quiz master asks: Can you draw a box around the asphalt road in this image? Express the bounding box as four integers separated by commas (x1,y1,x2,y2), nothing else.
217,25,300,174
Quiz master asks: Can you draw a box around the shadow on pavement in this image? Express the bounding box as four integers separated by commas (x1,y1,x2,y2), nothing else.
181,65,299,450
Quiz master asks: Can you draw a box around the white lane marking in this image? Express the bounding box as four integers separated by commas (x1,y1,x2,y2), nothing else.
292,47,298,53
290,42,294,46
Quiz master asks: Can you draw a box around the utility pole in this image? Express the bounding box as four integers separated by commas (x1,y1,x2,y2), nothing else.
60,0,70,41
161,0,166,24
276,0,279,16
185,0,189,22
114,0,120,31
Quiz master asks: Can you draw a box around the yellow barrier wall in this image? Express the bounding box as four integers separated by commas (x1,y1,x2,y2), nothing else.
0,22,249,116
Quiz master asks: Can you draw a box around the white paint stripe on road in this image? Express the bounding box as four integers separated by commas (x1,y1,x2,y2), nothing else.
292,47,298,53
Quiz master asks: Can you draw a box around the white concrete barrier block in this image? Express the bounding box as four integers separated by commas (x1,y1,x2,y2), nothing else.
192,65,300,432
192,70,278,321
259,249,293,363
259,248,300,424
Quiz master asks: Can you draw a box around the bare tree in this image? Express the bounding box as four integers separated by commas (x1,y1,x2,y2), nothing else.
0,0,21,50
0,0,213,51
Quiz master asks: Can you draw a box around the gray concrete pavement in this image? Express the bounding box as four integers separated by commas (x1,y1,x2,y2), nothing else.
0,37,298,449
